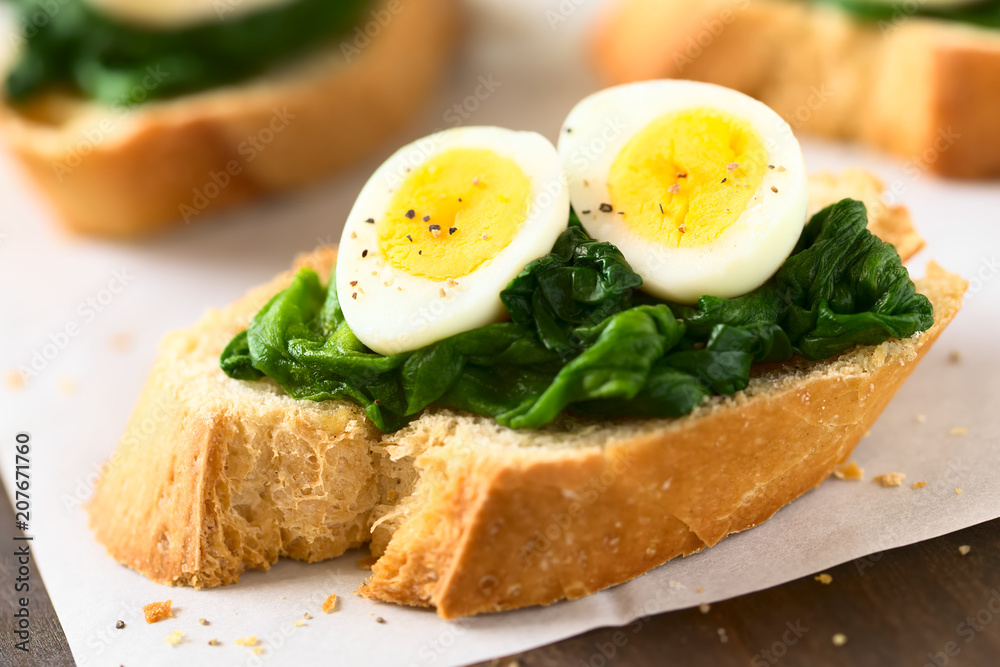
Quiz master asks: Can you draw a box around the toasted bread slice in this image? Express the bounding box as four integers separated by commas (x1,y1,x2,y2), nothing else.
87,171,967,617
591,0,1000,179
0,0,457,236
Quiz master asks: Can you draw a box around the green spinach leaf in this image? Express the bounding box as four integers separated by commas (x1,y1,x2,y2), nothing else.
220,199,934,432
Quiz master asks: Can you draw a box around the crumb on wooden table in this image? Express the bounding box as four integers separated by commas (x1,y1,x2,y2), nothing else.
874,472,906,488
699,604,711,614
322,594,339,614
834,460,865,481
815,573,833,585
143,600,173,624
959,545,972,556
165,630,185,646
832,633,848,646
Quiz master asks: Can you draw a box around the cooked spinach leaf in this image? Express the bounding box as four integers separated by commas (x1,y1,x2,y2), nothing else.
5,0,369,104
221,199,933,432
813,0,1000,29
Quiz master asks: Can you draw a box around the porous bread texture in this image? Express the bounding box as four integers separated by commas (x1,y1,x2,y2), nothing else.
0,0,457,236
591,0,1000,178
87,171,967,616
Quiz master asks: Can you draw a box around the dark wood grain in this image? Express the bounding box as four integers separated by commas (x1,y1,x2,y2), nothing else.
0,480,74,667
478,517,1000,667
1,472,998,667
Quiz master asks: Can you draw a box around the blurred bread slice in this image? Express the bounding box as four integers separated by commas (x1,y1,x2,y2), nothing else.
592,0,1000,179
0,0,457,236
87,171,966,617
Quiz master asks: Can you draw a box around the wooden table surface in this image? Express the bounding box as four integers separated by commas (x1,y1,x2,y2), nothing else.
2,479,998,667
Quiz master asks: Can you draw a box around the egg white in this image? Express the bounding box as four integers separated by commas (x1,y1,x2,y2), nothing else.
558,80,809,305
337,126,569,356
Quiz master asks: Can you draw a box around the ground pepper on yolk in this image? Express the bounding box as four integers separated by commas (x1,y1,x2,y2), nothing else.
378,148,531,280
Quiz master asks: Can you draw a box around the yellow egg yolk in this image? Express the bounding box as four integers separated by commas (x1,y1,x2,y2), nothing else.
607,108,768,248
378,148,532,281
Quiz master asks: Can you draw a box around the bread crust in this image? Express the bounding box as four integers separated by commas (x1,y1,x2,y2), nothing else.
0,0,457,236
591,0,1000,179
87,171,966,617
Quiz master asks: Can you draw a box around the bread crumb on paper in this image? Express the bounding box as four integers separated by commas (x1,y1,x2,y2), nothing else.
699,603,711,614
235,635,258,646
57,376,77,395
322,594,339,614
832,633,848,646
110,331,133,353
253,647,266,655
834,460,864,481
815,573,833,585
143,600,173,623
912,481,928,489
293,619,306,627
303,612,312,620
956,488,964,495
5,369,25,391
197,618,209,626
915,414,927,424
165,630,185,646
874,472,906,487
950,427,968,436
717,628,728,644
208,639,220,646
959,545,972,556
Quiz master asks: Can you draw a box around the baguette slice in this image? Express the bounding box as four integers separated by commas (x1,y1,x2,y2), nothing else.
592,0,1000,179
0,0,457,236
88,171,967,617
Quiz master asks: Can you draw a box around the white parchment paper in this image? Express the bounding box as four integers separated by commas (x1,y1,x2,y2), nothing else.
1,1,998,665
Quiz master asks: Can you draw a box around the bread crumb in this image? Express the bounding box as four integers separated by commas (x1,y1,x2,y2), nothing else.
208,639,220,646
303,612,312,620
358,556,378,569
832,633,848,646
109,332,133,353
948,350,962,363
697,587,704,593
950,427,968,436
959,545,972,556
57,376,77,395
143,600,173,623
815,573,833,585
234,636,258,647
912,481,928,489
165,630,185,646
5,369,25,390
874,472,906,487
915,414,927,423
253,647,265,655
717,628,728,644
322,594,338,614
863,430,871,438
376,617,387,624
699,603,711,614
197,618,208,626
834,460,864,481
293,619,306,627
956,488,964,495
